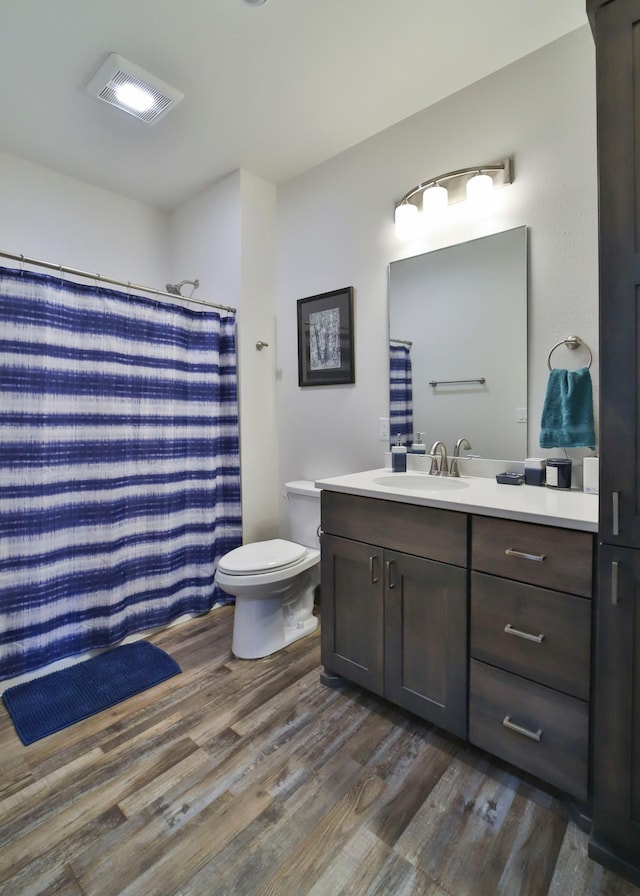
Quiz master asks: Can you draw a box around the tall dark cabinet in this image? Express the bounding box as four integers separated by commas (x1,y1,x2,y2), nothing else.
588,0,640,883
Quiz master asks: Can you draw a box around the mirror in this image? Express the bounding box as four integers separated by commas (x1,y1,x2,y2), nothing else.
388,226,527,459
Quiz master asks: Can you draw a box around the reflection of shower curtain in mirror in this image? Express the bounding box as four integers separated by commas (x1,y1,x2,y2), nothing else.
389,342,413,447
0,266,241,680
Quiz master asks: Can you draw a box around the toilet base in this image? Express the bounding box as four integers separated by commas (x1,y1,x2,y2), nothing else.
231,567,319,659
232,603,318,659
283,614,318,648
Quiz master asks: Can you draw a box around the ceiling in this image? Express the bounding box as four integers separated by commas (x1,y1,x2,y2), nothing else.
0,0,588,211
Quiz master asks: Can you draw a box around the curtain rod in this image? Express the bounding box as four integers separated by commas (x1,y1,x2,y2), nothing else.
0,249,236,314
390,337,413,346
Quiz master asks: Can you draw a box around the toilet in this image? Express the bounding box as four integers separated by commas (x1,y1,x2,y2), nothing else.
215,481,321,659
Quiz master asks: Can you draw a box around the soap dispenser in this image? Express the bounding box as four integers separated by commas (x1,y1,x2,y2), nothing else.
411,432,426,454
391,435,407,472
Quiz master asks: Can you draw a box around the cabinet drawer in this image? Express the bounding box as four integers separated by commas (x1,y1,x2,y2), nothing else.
471,516,593,597
321,491,466,566
471,572,591,700
469,659,589,802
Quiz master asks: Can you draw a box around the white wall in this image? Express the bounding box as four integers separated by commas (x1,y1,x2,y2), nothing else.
170,170,279,542
0,149,170,286
238,171,279,541
170,171,242,307
276,28,598,498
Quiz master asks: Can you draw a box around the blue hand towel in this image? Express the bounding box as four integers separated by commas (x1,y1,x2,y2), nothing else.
539,367,596,449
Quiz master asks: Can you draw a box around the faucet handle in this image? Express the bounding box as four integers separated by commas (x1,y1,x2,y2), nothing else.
454,437,472,458
428,441,448,475
427,453,440,475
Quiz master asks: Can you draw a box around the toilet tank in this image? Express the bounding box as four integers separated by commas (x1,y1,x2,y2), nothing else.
285,481,321,549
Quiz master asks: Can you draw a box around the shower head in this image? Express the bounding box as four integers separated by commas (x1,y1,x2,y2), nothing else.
165,279,200,297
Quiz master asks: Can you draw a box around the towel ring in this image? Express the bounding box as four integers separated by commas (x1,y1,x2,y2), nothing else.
547,336,592,370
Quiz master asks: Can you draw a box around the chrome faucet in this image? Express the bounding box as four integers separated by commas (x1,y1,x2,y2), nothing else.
429,441,449,476
450,438,472,477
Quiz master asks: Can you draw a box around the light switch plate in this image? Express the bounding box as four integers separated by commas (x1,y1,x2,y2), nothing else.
378,417,390,441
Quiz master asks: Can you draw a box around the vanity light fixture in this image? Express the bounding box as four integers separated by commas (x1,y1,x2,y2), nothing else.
394,158,513,240
86,53,184,124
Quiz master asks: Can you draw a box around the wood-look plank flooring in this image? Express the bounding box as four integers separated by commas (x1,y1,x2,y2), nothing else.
1,606,639,896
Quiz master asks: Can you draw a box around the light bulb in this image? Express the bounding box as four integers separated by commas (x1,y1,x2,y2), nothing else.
422,184,448,219
466,172,494,207
395,203,420,240
114,83,154,113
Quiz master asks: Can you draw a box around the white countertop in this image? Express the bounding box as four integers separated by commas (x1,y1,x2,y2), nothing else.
315,468,598,532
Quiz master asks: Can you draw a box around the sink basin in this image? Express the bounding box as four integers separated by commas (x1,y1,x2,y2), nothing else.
373,474,469,491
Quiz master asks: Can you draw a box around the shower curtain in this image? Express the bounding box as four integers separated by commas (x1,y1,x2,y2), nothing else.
389,341,413,447
0,266,241,681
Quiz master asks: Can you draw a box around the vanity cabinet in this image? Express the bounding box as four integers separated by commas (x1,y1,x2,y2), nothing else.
469,516,593,802
320,491,468,738
319,483,596,804
588,0,640,881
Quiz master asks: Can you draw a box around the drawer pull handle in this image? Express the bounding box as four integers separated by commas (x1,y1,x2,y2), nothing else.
502,715,543,742
369,555,379,585
611,560,619,606
612,491,620,537
504,623,545,644
505,548,546,562
386,559,396,590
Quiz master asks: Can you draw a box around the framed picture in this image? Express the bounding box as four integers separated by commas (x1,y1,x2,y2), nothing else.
297,287,355,387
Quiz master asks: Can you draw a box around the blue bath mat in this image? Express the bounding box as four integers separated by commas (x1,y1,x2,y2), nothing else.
2,641,181,745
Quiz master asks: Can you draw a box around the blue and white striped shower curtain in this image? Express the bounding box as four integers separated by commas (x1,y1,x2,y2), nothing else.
389,341,413,447
0,266,242,680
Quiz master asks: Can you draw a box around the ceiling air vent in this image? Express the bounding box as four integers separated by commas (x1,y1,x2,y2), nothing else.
86,53,183,124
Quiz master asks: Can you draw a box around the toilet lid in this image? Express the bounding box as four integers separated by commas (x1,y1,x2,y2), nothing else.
217,539,307,575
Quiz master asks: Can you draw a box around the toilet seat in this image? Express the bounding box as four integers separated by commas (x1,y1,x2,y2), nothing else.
217,539,307,576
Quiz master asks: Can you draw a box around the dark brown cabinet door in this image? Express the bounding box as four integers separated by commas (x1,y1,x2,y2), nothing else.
591,545,640,871
384,549,467,738
590,0,640,881
320,533,384,695
594,0,640,548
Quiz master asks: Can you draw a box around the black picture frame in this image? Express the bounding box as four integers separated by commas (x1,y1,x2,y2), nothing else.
297,287,355,387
